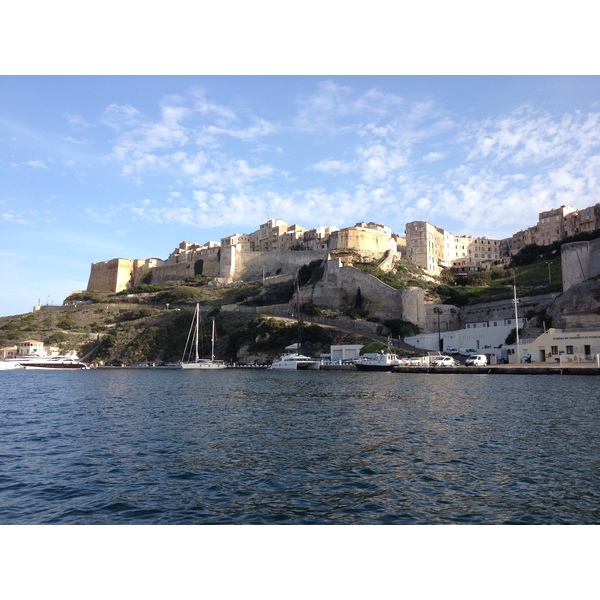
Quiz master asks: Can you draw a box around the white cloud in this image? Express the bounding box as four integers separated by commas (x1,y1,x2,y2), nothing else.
26,160,47,169
0,209,32,225
311,159,355,174
423,151,444,162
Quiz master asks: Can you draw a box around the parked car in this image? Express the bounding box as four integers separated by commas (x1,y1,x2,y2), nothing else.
444,347,459,355
408,357,422,366
460,348,478,356
431,355,459,367
465,354,488,366
398,357,410,366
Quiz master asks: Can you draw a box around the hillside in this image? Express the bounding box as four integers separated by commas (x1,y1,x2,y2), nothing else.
0,282,378,365
0,247,590,366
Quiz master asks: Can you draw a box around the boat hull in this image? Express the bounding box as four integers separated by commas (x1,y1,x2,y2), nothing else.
21,362,89,370
354,364,396,372
180,360,227,370
270,361,320,370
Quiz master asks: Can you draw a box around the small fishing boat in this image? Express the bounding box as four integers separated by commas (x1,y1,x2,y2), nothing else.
354,351,400,372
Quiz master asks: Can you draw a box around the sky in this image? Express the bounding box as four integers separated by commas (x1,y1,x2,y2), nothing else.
1,5,599,318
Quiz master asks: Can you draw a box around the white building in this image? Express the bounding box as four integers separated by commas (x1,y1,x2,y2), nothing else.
523,328,600,364
404,317,526,355
17,339,46,356
329,344,364,362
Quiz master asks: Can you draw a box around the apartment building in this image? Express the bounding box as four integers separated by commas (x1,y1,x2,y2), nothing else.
564,203,600,237
536,205,577,245
405,221,446,274
406,222,503,276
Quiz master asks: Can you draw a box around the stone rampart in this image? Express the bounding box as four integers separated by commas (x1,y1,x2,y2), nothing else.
305,259,426,325
329,227,392,259
562,238,600,291
131,255,221,285
232,249,328,283
87,259,134,293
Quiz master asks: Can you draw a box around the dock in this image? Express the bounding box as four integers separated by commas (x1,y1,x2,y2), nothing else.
393,364,600,375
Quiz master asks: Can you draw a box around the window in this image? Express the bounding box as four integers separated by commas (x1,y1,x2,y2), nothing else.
566,346,574,355
551,346,558,355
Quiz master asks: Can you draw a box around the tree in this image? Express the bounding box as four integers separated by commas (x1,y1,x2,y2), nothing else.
354,287,363,309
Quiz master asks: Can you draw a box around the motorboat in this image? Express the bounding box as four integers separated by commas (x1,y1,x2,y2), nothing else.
16,354,89,370
269,274,321,371
0,361,23,370
354,351,400,372
269,352,321,370
180,304,227,370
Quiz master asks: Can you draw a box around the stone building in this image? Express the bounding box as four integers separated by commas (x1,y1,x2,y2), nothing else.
536,205,577,246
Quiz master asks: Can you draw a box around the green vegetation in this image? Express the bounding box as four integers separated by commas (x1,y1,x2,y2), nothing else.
354,257,431,290
505,327,522,345
383,318,421,338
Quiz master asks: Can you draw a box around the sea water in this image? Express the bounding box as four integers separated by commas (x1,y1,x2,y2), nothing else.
0,368,598,524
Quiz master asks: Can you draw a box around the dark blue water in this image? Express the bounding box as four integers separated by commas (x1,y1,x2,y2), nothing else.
1,369,598,524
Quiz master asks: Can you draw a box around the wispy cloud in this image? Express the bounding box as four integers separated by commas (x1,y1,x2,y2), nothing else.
83,81,600,241
26,160,47,169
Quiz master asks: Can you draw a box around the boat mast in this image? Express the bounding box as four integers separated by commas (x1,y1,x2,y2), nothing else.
513,278,520,363
194,303,200,362
295,272,307,354
211,319,216,361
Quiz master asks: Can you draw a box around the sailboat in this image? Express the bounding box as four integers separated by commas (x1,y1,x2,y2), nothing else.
269,274,320,370
180,304,227,370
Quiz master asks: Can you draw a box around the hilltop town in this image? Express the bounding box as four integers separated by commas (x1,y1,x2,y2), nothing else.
3,201,599,367
86,202,600,295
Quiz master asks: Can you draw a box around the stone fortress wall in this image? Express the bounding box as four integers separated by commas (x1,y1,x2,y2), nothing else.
561,237,600,292
304,258,427,326
87,258,135,294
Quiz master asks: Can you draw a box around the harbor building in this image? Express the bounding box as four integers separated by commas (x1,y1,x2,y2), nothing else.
528,328,600,364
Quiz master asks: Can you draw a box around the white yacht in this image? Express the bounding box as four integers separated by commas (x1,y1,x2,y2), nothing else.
13,353,89,370
269,352,321,370
0,361,23,370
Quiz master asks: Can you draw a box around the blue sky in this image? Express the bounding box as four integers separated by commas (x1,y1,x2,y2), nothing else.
1,75,599,316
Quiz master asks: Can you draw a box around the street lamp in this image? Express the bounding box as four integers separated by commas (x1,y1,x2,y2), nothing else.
546,261,552,285
433,307,443,352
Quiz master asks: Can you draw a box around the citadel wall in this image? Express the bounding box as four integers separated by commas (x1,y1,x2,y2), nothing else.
233,248,329,282
329,227,393,259
562,238,600,292
304,259,427,325
87,259,134,293
131,255,221,286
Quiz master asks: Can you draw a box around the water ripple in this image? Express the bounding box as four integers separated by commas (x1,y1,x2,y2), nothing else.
0,369,598,524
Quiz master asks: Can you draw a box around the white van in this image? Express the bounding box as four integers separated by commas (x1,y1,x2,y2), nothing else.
465,354,488,366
